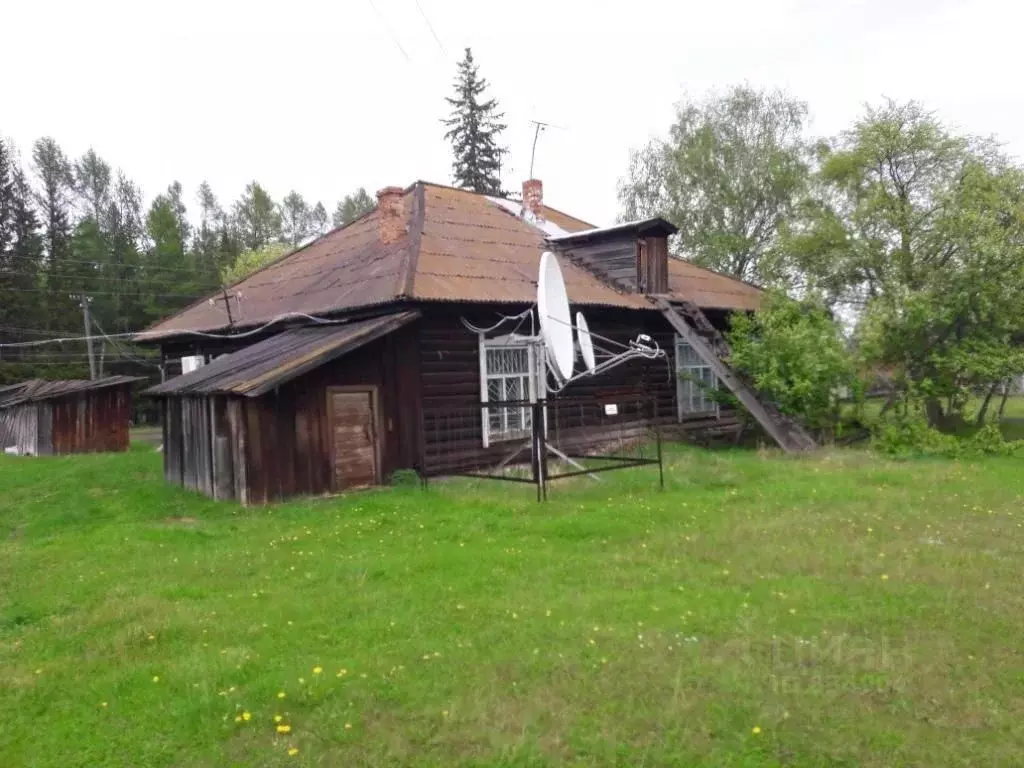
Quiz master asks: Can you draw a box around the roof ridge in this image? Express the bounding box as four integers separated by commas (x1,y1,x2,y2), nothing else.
400,183,426,298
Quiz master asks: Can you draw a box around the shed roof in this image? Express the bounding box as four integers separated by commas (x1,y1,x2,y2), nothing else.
0,376,141,408
144,311,419,398
141,182,761,340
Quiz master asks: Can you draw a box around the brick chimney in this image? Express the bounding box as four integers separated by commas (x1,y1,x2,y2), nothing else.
376,186,405,244
522,179,543,221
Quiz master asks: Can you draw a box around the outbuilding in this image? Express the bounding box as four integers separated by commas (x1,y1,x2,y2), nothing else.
0,376,139,456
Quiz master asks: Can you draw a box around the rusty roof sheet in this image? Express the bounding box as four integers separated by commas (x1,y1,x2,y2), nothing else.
142,181,760,339
144,311,419,398
0,376,141,408
667,259,762,311
412,184,650,310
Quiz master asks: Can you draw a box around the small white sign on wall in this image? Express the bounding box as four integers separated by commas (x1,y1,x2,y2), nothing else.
604,403,619,416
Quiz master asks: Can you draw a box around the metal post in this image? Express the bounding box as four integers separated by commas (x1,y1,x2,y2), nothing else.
80,294,96,380
655,396,664,490
537,402,547,501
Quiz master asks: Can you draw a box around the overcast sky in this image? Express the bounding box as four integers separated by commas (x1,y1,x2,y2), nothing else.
4,0,1022,226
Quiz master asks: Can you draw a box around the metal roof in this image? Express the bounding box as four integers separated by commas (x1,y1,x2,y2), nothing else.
144,311,420,398
0,376,141,408
142,182,760,340
666,259,762,311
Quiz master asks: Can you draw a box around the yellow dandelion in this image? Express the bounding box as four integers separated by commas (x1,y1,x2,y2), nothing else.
242,711,252,722
274,714,283,723
881,574,889,581
276,724,292,734
752,725,762,735
344,722,352,730
152,675,160,683
312,666,323,675
148,634,155,641
100,701,108,708
277,691,286,699
287,747,299,756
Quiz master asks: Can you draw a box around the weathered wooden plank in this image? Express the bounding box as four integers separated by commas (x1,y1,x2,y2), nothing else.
227,398,248,505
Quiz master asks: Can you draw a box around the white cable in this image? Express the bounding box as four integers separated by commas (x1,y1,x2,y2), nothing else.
0,311,350,349
459,308,534,336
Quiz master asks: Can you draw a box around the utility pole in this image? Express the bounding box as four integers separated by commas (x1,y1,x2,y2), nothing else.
77,294,96,380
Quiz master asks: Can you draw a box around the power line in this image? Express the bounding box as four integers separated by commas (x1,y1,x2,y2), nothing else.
1,253,221,276
367,0,410,61
414,0,446,54
1,286,206,300
0,310,360,349
92,317,162,368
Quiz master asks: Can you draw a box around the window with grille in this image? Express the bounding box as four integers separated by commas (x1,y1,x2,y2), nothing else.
676,336,719,416
479,338,536,446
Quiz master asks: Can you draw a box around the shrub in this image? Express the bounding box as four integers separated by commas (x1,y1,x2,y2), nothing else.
388,469,423,487
726,291,857,435
872,410,1024,458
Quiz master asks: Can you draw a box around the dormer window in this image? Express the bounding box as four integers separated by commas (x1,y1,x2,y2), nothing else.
547,217,677,295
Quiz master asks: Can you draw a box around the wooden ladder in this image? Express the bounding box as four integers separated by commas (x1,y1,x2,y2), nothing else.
654,297,817,454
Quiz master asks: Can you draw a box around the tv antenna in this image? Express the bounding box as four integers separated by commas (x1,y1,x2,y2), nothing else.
528,120,564,179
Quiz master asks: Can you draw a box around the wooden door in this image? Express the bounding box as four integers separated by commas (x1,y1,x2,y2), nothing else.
329,387,379,490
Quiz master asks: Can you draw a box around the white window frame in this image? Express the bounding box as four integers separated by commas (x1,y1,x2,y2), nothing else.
479,334,541,447
675,335,720,419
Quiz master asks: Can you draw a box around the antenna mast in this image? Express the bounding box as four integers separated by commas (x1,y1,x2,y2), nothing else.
529,120,556,179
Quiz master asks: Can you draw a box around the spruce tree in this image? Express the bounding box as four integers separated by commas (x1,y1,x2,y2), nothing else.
443,48,507,195
32,137,76,331
1,160,44,336
0,139,13,257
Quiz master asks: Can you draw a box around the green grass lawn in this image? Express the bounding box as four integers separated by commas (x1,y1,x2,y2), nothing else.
2,444,1023,767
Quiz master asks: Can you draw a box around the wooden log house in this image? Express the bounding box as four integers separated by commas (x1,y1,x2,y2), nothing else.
142,180,763,503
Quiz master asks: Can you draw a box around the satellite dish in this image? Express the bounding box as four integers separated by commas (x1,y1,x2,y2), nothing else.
537,251,574,380
576,311,596,374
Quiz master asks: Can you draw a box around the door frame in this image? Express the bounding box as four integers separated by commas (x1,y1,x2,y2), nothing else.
326,385,383,489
